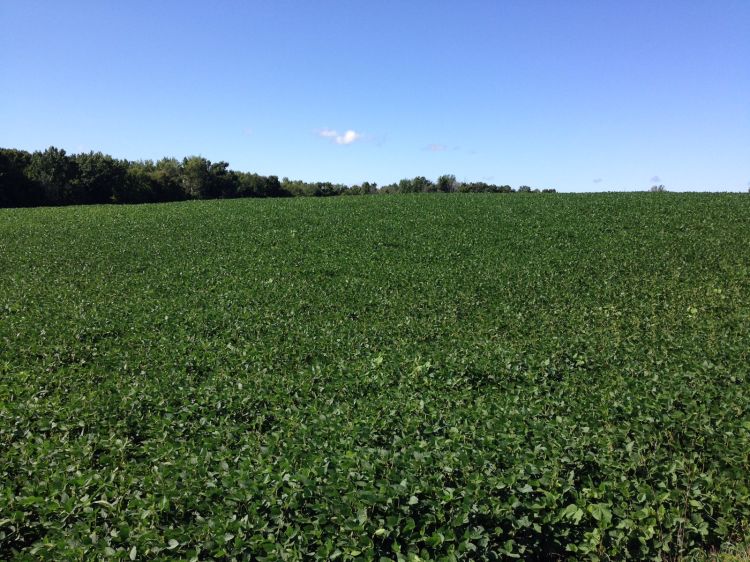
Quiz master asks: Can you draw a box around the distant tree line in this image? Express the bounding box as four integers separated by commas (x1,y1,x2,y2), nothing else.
0,147,555,208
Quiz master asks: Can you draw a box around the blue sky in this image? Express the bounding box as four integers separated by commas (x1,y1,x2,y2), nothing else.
1,1,748,191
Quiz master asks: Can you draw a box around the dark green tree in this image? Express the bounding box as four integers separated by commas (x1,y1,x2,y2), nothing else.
0,148,41,206
265,175,286,197
151,158,184,201
71,151,127,204
26,147,78,204
181,156,213,199
411,176,434,192
209,161,238,198
437,174,458,193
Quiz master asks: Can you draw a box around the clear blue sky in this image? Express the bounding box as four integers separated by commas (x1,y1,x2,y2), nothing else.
2,1,748,191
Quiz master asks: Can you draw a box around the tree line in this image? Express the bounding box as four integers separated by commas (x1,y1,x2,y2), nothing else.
0,146,555,208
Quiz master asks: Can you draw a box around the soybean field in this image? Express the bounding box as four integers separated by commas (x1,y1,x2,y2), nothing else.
1,193,749,560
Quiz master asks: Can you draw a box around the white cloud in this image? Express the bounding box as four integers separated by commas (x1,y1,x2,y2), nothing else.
335,130,361,145
650,175,661,183
317,128,363,145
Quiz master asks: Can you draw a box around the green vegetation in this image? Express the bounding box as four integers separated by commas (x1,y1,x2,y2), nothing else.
0,147,554,209
1,194,749,560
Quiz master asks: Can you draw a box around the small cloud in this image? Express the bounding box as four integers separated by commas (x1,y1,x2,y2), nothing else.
243,127,253,136
424,143,447,152
650,175,661,183
593,178,603,184
482,175,495,182
335,130,361,145
317,128,362,145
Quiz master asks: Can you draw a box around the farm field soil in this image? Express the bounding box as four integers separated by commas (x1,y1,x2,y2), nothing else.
1,194,749,560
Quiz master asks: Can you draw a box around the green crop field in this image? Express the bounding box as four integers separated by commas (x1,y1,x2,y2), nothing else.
1,193,749,560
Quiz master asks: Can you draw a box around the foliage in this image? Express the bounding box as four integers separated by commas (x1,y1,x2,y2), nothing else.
25,146,79,205
436,175,458,193
71,152,128,205
1,194,748,560
0,149,40,207
0,147,555,208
